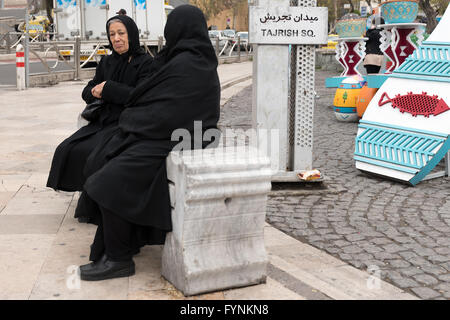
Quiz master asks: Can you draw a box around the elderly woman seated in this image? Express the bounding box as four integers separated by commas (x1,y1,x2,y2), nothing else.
76,5,221,281
47,15,152,202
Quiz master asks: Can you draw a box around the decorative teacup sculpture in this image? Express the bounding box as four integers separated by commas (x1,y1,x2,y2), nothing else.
380,0,419,24
335,13,367,38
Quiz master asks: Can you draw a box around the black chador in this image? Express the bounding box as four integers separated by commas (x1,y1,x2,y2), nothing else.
76,5,220,279
46,15,153,192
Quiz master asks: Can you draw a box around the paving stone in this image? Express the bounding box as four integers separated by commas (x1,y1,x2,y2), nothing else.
344,233,366,242
398,267,424,277
428,255,450,263
390,278,420,290
370,238,394,245
334,240,351,247
413,274,439,286
398,251,419,260
420,265,447,276
340,244,363,254
437,274,450,282
408,256,431,267
373,252,401,260
322,234,343,241
441,262,450,272
434,283,450,293
323,246,340,254
387,259,411,268
434,247,450,255
410,287,441,300
383,244,408,254
315,228,333,235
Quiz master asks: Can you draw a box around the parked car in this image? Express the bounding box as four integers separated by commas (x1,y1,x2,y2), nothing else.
232,31,251,51
322,34,338,50
208,30,222,39
222,29,236,39
209,30,226,50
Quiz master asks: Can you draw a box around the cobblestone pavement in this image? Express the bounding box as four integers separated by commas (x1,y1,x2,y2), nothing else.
219,70,450,300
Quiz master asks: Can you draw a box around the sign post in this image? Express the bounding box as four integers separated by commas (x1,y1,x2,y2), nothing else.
250,0,327,181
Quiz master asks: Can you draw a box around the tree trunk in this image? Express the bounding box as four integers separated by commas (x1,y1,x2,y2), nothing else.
334,0,338,22
419,0,438,34
346,0,355,13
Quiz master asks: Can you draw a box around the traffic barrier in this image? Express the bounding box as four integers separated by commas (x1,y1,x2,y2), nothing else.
16,44,25,90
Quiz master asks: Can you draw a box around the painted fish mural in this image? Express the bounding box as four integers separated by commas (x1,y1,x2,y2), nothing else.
378,92,450,117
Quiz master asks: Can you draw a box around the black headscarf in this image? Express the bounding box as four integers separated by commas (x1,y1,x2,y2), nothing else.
118,4,220,141
106,15,144,81
148,4,218,75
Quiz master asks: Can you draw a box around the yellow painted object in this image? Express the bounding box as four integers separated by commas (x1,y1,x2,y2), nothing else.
20,16,51,35
333,77,363,122
333,87,361,108
322,33,338,50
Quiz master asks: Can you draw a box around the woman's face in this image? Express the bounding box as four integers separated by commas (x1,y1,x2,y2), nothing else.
109,21,129,55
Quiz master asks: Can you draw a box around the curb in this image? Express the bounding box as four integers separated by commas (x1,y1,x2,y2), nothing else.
220,74,252,91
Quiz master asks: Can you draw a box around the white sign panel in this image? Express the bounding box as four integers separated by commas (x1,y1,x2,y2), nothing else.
249,6,328,45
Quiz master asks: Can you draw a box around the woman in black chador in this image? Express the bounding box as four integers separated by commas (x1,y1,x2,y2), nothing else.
46,15,152,194
363,16,385,74
77,5,220,281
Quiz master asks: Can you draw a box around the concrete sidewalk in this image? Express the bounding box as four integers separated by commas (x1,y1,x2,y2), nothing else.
0,61,416,300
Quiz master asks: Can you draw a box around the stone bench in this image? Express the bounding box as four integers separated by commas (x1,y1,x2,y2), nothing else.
162,146,272,296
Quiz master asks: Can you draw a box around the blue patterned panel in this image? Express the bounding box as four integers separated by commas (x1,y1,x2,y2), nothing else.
85,0,106,6
392,45,450,82
57,0,77,8
354,121,447,174
134,0,146,10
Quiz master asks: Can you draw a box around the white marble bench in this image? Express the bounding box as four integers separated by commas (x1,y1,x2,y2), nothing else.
162,146,272,296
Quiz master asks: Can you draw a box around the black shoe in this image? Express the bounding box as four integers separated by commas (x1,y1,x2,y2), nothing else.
80,257,135,281
79,254,108,273
77,217,90,223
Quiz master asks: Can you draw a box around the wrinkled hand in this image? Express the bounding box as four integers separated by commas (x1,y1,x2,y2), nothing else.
91,81,106,98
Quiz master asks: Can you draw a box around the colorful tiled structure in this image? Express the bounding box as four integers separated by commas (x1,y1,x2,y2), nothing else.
326,14,368,88
353,4,450,186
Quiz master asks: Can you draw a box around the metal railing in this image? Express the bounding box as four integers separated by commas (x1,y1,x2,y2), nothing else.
210,36,253,61
1,31,252,88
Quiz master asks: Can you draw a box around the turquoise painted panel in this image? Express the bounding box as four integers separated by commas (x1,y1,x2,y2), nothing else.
325,77,346,88
393,44,450,82
409,137,450,185
367,74,389,88
333,106,357,114
354,121,446,175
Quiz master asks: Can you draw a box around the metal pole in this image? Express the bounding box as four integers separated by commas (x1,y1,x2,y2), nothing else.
158,36,163,52
215,37,219,57
6,33,11,54
74,36,81,80
0,0,4,9
24,8,30,88
80,0,85,39
16,44,26,90
237,36,241,62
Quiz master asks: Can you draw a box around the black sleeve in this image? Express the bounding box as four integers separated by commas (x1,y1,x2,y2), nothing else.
81,56,106,104
101,57,153,105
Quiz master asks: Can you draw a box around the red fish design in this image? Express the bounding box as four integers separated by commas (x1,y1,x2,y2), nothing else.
378,92,450,117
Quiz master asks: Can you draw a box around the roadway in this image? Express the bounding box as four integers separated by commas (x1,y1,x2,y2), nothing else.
0,60,74,85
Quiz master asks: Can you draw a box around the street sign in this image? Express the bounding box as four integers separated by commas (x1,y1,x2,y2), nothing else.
249,6,328,45
361,6,367,16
